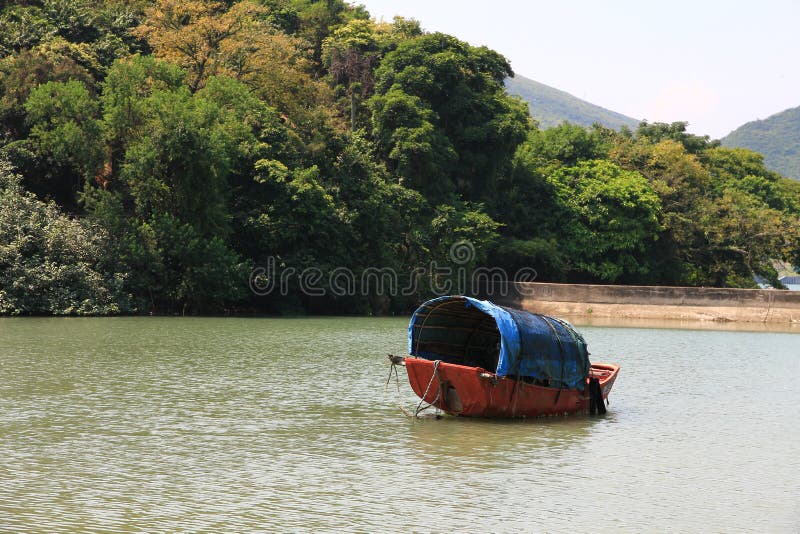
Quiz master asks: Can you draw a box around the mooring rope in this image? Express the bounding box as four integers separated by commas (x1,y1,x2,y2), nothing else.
385,356,412,417
413,359,442,417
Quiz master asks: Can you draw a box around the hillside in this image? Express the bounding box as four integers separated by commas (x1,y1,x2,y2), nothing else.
721,106,800,181
505,74,640,130
1,1,799,315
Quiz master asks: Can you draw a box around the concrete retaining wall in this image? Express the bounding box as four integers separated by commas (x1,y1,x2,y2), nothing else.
483,282,800,323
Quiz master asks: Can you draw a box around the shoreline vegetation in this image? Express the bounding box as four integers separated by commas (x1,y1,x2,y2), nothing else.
1,282,799,327
1,1,800,317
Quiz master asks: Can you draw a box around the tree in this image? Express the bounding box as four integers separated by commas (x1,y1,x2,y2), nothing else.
0,4,56,55
522,122,611,166
548,160,662,282
0,1,145,74
85,58,263,312
608,134,800,287
636,121,719,154
699,189,792,287
291,0,368,75
133,0,330,126
369,87,457,200
100,58,262,237
488,132,570,280
1,79,104,210
25,80,104,175
426,202,501,267
323,19,378,130
133,0,265,92
322,17,421,130
0,158,130,315
100,54,185,154
5,0,800,318
369,32,530,203
0,46,94,142
608,137,714,284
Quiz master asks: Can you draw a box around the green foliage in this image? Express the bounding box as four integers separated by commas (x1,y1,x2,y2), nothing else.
25,80,103,175
250,162,349,264
369,32,530,202
84,186,246,313
1,79,103,209
144,214,247,312
323,132,427,269
1,0,798,317
369,87,457,200
636,121,719,154
0,46,94,141
0,5,56,55
428,203,501,265
0,0,143,71
548,160,662,282
291,0,368,74
0,159,130,315
607,133,800,286
75,57,270,313
118,86,234,236
321,16,421,130
101,54,185,143
523,123,611,166
697,189,791,287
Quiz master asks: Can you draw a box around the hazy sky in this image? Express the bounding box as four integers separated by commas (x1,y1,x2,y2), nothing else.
355,0,799,139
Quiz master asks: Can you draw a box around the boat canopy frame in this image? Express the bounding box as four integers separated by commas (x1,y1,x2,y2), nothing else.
408,295,590,390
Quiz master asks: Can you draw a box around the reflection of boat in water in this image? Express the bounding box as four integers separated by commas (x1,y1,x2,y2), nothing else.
390,296,620,418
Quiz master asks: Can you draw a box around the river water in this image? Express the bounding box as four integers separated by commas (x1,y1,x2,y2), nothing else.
0,317,798,532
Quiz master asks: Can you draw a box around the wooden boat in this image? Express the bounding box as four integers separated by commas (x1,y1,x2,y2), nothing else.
391,295,620,418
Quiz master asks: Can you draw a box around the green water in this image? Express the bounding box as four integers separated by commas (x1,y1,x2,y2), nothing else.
1,317,798,532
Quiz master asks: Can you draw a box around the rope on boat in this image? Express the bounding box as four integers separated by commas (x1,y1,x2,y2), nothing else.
385,355,443,419
413,360,442,418
385,355,411,417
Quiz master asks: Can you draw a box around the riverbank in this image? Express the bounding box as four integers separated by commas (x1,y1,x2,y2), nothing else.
488,282,800,324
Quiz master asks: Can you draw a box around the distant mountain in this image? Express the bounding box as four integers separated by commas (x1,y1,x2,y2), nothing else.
505,74,640,131
721,106,800,181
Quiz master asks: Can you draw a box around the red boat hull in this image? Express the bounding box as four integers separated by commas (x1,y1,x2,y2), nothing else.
404,358,619,418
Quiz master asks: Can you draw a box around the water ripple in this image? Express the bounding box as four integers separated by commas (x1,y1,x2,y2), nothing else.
0,317,798,532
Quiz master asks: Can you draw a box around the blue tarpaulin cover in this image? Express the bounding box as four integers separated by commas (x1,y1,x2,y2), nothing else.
409,295,590,390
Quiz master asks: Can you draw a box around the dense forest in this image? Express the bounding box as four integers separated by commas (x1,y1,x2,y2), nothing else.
1,0,800,315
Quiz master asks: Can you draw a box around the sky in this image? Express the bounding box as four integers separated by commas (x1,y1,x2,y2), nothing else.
355,0,800,139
